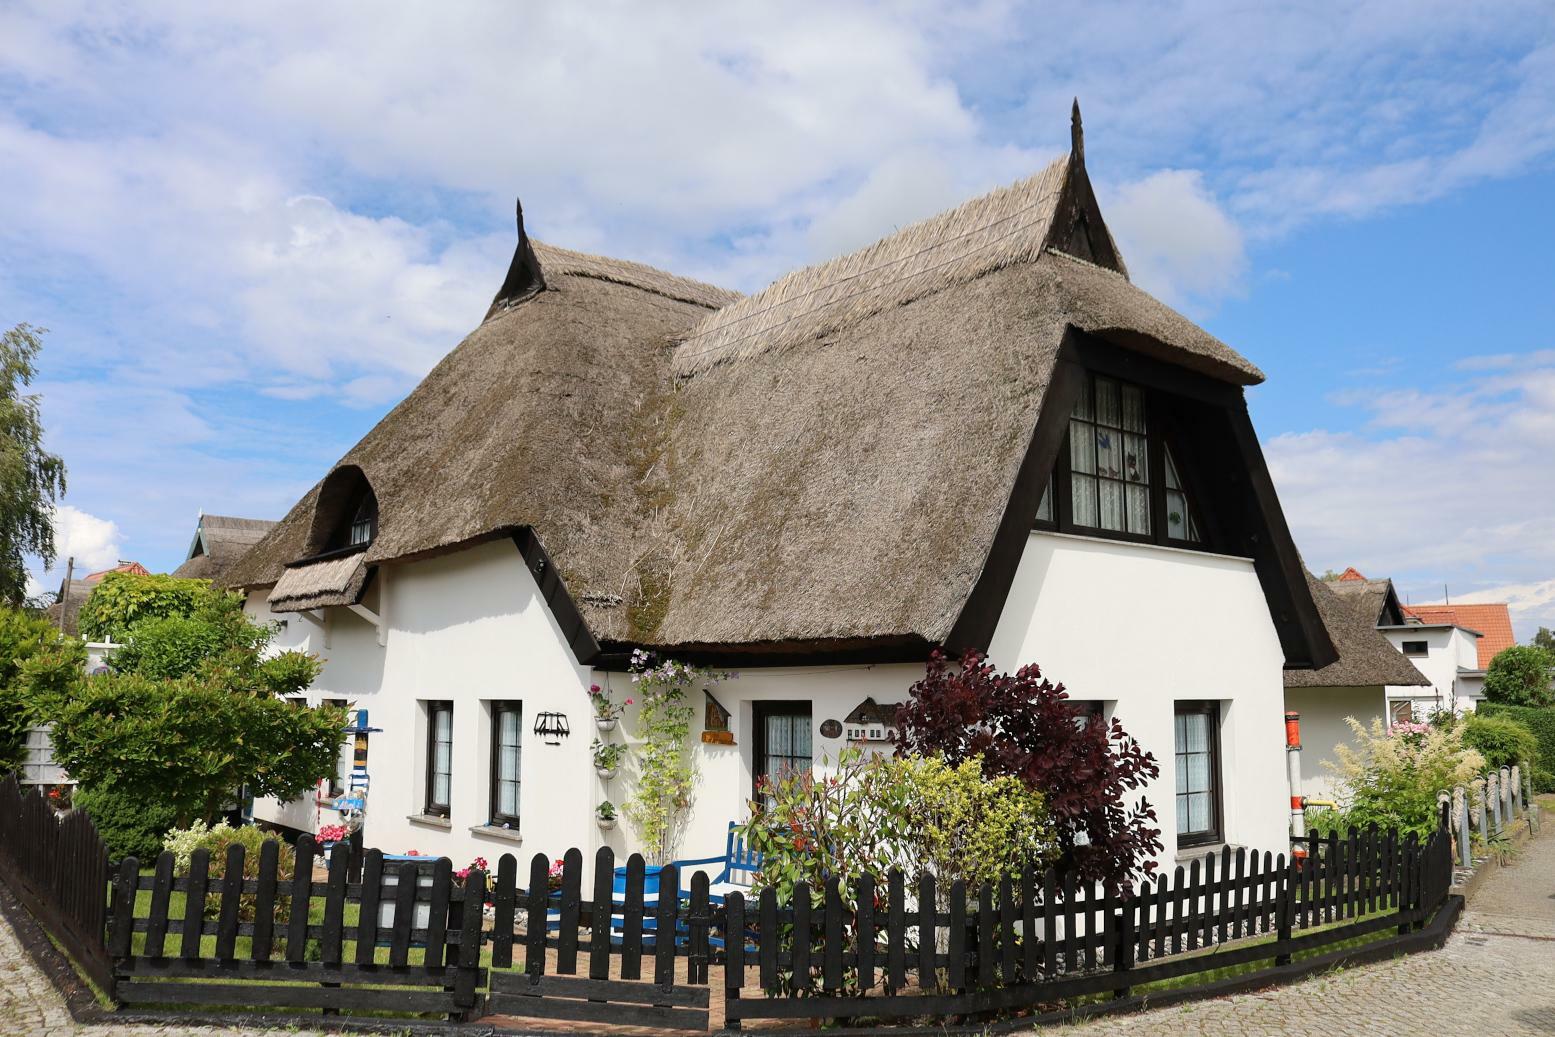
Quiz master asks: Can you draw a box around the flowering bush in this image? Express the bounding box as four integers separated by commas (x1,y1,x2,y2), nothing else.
894,650,1160,894
547,858,565,891
737,749,1055,908
162,821,296,923
623,650,734,863
588,683,631,720
316,823,348,843
454,856,489,881
1324,716,1485,839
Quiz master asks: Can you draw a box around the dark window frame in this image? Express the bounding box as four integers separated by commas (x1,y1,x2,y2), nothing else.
424,700,453,818
345,489,378,548
1174,700,1223,849
752,701,813,802
1034,371,1214,552
489,701,522,828
1401,640,1428,656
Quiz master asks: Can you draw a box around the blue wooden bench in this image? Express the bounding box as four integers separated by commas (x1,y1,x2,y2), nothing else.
670,822,763,904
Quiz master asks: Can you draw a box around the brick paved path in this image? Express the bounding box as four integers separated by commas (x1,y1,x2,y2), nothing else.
4,822,1553,1035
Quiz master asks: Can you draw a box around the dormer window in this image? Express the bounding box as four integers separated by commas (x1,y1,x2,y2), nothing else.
1034,371,1208,549
348,492,378,547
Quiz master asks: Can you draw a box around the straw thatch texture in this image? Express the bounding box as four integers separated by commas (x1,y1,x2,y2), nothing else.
532,242,739,311
1285,573,1429,689
173,514,277,581
222,262,724,642
1327,576,1396,627
268,553,370,613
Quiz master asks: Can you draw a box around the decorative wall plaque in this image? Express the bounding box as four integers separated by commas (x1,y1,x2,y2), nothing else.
819,718,843,739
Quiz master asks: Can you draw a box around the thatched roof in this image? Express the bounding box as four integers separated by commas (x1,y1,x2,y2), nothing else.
45,578,96,637
1285,572,1429,689
173,514,277,581
225,109,1326,666
1326,570,1404,627
270,552,370,613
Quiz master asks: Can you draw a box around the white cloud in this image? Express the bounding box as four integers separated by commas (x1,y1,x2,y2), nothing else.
43,505,123,585
1103,170,1247,310
1267,353,1555,639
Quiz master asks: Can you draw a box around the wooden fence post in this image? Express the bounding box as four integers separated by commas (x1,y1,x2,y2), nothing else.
725,890,745,1031
453,868,485,1019
1274,853,1292,966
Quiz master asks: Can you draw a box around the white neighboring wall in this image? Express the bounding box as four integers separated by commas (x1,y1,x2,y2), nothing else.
1381,625,1481,718
250,530,1291,881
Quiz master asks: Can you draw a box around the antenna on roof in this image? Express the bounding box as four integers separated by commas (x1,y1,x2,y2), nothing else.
485,197,547,321
1070,98,1085,166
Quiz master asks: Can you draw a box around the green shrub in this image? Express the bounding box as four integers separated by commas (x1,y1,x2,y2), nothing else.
163,821,296,923
1477,702,1555,792
1461,713,1539,772
1483,645,1555,707
0,608,82,773
74,784,179,862
76,571,213,643
1326,717,1484,839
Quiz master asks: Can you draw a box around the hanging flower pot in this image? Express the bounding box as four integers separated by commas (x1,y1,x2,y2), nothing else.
595,716,618,732
596,765,618,781
596,800,618,831
597,815,618,831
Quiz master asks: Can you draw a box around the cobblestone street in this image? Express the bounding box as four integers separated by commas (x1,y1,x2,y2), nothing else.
4,823,1553,1036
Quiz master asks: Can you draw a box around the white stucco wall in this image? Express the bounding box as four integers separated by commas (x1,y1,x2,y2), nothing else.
248,530,1291,883
1284,686,1385,803
1382,626,1481,717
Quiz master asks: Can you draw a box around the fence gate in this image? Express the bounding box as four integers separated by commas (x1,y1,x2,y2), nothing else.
480,848,712,1032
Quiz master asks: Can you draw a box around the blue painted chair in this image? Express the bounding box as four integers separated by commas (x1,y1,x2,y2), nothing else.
670,822,763,905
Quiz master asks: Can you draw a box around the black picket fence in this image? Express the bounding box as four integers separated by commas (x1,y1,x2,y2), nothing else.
0,770,1462,1033
0,776,112,992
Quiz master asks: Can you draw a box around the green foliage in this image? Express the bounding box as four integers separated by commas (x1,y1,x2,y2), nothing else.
1477,702,1555,792
163,821,296,922
1533,627,1555,654
1482,644,1555,708
738,749,1056,908
1460,712,1539,772
623,652,733,864
0,607,82,773
0,324,67,607
76,571,211,643
42,672,347,830
74,784,179,862
1325,717,1484,840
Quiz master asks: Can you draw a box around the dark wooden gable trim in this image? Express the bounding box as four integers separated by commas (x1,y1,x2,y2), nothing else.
1043,105,1125,275
509,527,602,666
944,330,1337,670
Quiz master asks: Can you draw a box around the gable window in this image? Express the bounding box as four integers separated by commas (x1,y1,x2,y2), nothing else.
1035,372,1206,549
1401,640,1428,656
490,702,522,828
424,701,453,817
1389,700,1416,726
1174,701,1221,847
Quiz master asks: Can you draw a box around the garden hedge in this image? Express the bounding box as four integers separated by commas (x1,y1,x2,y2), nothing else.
1477,702,1555,792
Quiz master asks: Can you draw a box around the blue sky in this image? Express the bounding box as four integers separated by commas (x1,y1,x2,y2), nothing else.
4,2,1555,636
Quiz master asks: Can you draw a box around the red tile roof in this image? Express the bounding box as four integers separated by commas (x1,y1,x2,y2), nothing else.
84,560,150,582
1403,603,1516,669
1337,567,1368,581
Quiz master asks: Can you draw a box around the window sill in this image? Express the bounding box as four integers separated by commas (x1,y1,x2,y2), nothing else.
470,825,523,845
1175,841,1242,865
406,813,451,830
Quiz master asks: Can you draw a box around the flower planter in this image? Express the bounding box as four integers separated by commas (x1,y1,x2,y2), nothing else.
595,717,618,733
597,816,618,831
596,766,618,781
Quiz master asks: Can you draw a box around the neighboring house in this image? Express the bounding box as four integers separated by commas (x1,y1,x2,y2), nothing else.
1326,568,1501,719
1399,602,1515,707
1284,572,1429,801
222,108,1337,876
44,560,151,637
172,513,278,582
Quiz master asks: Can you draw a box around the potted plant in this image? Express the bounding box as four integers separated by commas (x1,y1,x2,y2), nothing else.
596,800,618,831
591,738,627,780
588,683,630,732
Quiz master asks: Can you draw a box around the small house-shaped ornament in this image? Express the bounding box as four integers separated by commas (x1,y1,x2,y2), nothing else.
843,698,900,745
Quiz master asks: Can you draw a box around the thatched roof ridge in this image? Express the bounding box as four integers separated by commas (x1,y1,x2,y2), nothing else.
531,242,740,312
1327,575,1395,626
173,513,277,581
1285,572,1429,688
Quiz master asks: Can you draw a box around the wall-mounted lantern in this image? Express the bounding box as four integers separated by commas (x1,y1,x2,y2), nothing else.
534,711,570,745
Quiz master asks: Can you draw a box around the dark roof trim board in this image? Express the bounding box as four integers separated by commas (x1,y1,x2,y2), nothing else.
512,526,602,664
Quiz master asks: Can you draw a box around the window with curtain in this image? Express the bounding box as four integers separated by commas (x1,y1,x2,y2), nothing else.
1174,702,1221,846
490,702,522,828
753,702,812,805
1033,371,1206,547
425,701,453,817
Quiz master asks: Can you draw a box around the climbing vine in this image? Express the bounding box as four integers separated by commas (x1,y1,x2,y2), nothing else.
623,650,735,865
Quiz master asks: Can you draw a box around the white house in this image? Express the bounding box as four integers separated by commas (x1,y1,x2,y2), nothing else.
223,108,1339,880
1283,573,1428,802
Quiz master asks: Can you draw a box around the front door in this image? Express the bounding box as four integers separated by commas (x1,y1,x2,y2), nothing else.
753,701,813,803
